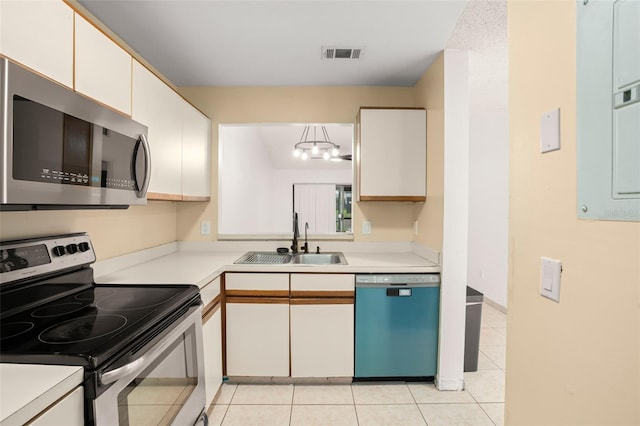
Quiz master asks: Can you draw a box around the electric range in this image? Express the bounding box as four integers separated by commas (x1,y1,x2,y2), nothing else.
0,233,207,425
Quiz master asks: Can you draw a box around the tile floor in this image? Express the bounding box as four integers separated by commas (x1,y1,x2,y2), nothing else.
207,302,506,426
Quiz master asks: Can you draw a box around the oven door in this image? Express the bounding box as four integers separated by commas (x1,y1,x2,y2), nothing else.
93,306,206,426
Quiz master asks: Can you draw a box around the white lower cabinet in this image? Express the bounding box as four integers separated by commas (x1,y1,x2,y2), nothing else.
203,308,222,406
225,302,289,377
290,303,354,377
30,387,83,426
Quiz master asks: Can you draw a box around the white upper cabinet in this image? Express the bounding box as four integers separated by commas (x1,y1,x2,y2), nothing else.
181,102,211,199
0,0,73,88
74,14,132,115
357,108,427,201
132,61,183,198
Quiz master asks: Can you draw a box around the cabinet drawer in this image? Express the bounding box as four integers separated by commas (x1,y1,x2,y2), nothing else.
290,274,354,292
225,273,288,291
201,276,221,306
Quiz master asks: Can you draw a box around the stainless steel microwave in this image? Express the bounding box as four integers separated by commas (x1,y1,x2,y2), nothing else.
0,58,151,210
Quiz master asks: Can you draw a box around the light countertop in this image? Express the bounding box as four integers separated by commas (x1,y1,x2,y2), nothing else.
0,364,83,425
95,249,440,288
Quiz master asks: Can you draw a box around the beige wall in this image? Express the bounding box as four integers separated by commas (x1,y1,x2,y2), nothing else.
0,202,177,260
176,86,419,242
507,1,640,424
413,53,445,252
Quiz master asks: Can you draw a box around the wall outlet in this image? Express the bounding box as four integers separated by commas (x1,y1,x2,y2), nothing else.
362,221,372,235
540,257,562,302
200,220,211,235
540,108,561,153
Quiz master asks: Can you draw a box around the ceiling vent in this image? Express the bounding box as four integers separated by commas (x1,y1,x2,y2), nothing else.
321,46,363,60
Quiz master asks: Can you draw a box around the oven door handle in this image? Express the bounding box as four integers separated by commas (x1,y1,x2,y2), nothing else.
100,357,146,385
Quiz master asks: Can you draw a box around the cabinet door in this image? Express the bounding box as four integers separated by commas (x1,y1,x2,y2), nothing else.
74,14,131,115
225,302,289,377
290,303,354,377
203,308,222,406
358,108,426,201
181,102,211,199
30,387,83,426
0,0,73,88
132,61,182,198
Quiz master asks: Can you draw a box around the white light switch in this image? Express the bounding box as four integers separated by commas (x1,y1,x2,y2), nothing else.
200,220,211,235
540,108,561,153
541,257,562,302
362,221,372,235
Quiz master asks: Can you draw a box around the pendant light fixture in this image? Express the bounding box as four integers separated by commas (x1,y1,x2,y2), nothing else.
292,126,340,160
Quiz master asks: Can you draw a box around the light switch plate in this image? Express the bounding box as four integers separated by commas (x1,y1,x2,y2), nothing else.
362,221,372,235
541,256,562,302
540,108,561,153
200,220,211,235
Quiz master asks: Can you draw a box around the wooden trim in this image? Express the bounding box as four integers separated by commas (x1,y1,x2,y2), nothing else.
359,106,426,111
147,192,183,201
182,195,211,202
225,296,290,304
359,195,426,202
225,290,289,298
202,295,222,323
290,290,354,298
290,297,354,305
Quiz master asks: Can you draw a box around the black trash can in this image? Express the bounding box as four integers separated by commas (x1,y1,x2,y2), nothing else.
464,286,484,372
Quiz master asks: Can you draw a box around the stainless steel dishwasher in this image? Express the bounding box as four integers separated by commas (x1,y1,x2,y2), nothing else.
354,273,440,379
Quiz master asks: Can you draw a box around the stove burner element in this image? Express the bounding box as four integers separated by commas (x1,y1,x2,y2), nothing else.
97,288,176,311
1,321,35,340
32,302,89,318
39,314,127,344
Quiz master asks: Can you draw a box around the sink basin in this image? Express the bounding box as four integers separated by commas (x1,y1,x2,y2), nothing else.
291,252,348,265
234,251,292,264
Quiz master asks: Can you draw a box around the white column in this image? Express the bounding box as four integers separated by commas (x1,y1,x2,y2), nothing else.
437,49,470,391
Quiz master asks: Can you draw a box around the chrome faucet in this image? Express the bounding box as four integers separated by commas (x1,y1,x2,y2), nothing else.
303,222,309,254
292,212,300,253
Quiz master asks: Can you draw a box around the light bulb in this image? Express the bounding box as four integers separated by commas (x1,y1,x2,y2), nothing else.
293,148,301,157
301,151,309,160
322,151,330,160
312,144,319,155
331,147,339,157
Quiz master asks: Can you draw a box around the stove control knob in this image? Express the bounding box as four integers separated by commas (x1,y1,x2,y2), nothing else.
52,245,66,257
66,243,78,254
78,242,90,252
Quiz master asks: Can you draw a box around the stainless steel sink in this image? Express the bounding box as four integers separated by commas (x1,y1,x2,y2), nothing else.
234,251,292,264
291,252,348,265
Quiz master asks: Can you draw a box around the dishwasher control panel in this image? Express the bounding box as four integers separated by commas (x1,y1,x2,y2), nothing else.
355,273,440,286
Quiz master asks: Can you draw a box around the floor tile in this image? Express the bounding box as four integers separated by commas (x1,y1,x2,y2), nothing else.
356,404,427,426
483,315,507,328
464,370,505,403
351,383,414,404
480,403,505,426
221,404,291,426
480,328,507,346
476,351,500,370
230,384,294,405
290,405,358,426
215,383,237,405
120,405,172,426
408,383,475,403
206,404,228,426
480,345,507,370
418,403,494,426
293,385,354,405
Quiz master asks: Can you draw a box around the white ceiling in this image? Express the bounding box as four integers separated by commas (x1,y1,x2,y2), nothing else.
77,0,469,87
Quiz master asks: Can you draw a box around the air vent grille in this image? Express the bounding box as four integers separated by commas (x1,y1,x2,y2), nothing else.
321,46,364,60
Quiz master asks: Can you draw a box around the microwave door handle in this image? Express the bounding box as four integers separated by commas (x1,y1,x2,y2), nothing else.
133,134,152,198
